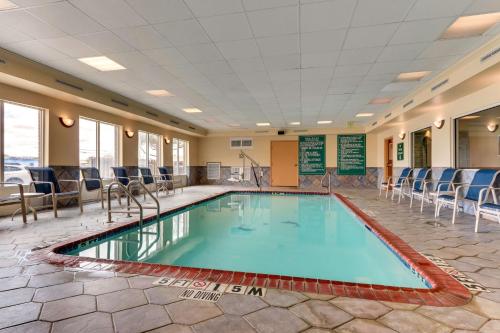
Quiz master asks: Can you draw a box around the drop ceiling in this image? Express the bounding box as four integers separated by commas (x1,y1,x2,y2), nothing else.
0,0,499,132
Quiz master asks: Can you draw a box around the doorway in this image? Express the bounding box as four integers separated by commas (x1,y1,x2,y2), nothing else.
384,137,393,182
271,141,298,187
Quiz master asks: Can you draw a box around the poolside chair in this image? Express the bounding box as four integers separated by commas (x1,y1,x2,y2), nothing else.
80,167,121,208
435,169,500,225
414,168,460,214
139,167,168,197
409,168,431,209
0,183,27,223
379,168,412,201
475,186,500,232
27,167,82,218
158,167,183,194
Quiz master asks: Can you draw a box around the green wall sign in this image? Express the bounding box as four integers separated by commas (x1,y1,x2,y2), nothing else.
397,142,404,161
337,134,366,175
299,135,326,175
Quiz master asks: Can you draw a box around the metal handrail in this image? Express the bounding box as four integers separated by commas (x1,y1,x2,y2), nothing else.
107,181,143,224
321,171,331,193
239,150,263,191
127,180,160,220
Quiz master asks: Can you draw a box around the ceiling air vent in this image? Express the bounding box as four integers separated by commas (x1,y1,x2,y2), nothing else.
403,100,414,108
111,99,128,107
371,121,378,126
170,120,180,125
0,59,5,64
384,113,392,119
55,79,83,91
480,46,500,62
431,79,448,92
145,111,158,118
188,126,196,130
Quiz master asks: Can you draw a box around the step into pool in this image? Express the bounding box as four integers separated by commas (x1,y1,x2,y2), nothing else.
65,193,429,289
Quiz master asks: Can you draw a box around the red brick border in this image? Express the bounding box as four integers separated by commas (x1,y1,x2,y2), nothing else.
30,190,471,306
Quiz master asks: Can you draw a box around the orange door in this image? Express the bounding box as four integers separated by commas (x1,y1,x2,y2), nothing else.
271,141,298,187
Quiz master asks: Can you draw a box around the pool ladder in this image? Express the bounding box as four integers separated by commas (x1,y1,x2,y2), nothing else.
321,171,331,193
107,180,160,227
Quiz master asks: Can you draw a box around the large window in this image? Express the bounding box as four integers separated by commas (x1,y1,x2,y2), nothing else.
456,106,500,168
1,101,44,184
138,131,161,171
79,117,119,178
412,127,432,168
172,138,189,175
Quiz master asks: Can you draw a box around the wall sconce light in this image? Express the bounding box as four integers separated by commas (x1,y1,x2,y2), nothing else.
433,119,445,129
398,132,406,140
164,137,171,144
487,123,498,133
59,117,75,128
125,130,135,138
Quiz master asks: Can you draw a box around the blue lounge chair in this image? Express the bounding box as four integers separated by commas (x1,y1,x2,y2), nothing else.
80,167,121,208
27,167,82,218
379,167,412,199
139,167,168,197
409,168,431,209
158,167,183,194
413,168,460,213
435,169,500,225
476,185,500,232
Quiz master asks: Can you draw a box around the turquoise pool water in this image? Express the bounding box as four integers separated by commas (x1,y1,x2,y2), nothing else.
67,193,429,288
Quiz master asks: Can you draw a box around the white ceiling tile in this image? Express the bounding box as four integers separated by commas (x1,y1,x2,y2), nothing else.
229,58,267,73
199,13,253,42
125,0,192,23
242,0,298,11
334,63,372,77
113,26,171,50
194,61,234,77
301,29,347,53
70,0,147,29
184,0,244,17
301,51,339,68
0,26,31,44
406,0,473,21
352,0,415,27
269,69,300,82
301,67,334,81
464,0,500,15
381,81,419,92
247,6,298,37
77,31,134,53
300,0,356,32
154,19,211,46
263,53,300,70
337,47,383,65
368,60,411,75
257,34,299,56
40,36,100,58
417,37,484,58
141,47,189,67
9,0,60,6
177,43,224,63
389,17,454,44
377,42,428,62
217,39,260,60
0,10,64,39
5,40,68,62
27,2,104,35
344,23,399,49
407,55,460,71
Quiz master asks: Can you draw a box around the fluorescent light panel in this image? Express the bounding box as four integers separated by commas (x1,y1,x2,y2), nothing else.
317,120,332,124
256,122,270,126
462,115,480,120
183,108,202,113
146,89,174,97
396,71,431,82
0,0,18,10
78,56,126,71
289,122,300,125
369,98,392,105
441,12,500,39
356,113,374,117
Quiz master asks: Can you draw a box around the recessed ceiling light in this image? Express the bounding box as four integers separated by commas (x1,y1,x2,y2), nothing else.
369,98,392,105
78,56,126,71
317,120,332,124
441,12,500,39
356,113,374,117
146,89,174,97
396,71,431,82
256,122,270,126
289,122,301,126
0,0,17,10
183,108,202,113
462,115,480,120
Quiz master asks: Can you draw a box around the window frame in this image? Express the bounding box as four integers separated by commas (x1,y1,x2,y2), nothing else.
138,130,162,170
0,100,45,182
79,116,120,178
411,126,432,168
172,138,189,176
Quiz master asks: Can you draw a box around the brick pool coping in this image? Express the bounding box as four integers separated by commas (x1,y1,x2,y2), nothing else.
30,190,471,307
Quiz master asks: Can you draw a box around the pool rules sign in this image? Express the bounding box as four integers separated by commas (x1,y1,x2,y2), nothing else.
299,135,326,175
337,134,366,175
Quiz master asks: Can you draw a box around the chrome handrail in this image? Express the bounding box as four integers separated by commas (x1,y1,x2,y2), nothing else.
127,180,160,221
321,171,331,193
107,181,143,225
239,150,263,191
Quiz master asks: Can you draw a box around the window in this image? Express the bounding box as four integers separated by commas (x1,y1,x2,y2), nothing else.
456,106,500,168
138,131,161,171
0,101,43,184
172,138,189,175
79,117,119,178
412,127,432,168
230,137,252,149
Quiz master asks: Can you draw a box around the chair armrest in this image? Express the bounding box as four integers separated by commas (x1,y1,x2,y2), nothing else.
129,175,142,179
30,181,55,194
0,182,24,198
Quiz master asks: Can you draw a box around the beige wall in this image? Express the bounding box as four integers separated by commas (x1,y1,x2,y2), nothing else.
198,131,378,168
0,82,199,168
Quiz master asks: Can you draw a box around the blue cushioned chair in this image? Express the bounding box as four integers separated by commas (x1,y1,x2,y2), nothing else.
379,167,413,199
435,169,500,226
139,167,168,197
158,167,183,194
27,167,82,218
112,167,132,186
475,185,500,232
413,168,460,213
409,168,431,209
80,167,121,208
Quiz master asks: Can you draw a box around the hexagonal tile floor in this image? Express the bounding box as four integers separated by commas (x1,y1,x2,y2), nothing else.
0,185,500,332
